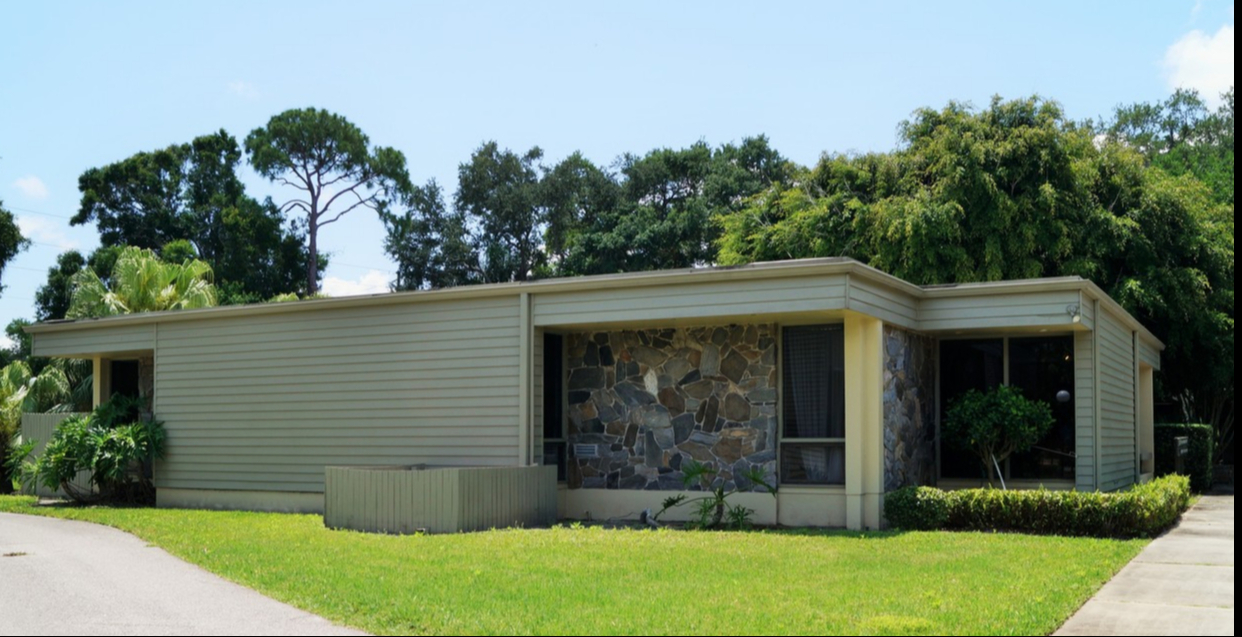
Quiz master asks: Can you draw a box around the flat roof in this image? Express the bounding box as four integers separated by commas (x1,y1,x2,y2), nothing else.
26,257,1162,348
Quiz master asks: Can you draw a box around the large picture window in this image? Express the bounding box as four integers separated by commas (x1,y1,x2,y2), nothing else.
939,336,1075,482
938,339,1003,479
1008,337,1076,481
780,325,845,485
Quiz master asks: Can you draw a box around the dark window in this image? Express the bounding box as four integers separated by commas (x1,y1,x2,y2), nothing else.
542,334,567,482
780,325,845,485
938,336,1076,482
110,360,141,400
939,339,1004,479
1008,337,1075,481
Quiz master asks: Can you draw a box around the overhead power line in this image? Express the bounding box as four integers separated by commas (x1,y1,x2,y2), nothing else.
7,205,74,220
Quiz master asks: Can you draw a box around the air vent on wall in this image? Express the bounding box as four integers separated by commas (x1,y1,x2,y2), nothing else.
573,444,599,459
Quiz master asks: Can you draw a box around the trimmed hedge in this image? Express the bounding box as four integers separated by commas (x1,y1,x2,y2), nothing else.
884,475,1191,538
883,486,949,530
1154,423,1215,493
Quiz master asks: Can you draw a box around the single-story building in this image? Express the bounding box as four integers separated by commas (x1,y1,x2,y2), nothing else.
26,258,1162,530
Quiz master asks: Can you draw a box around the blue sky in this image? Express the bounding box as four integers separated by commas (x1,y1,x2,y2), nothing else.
0,0,1234,341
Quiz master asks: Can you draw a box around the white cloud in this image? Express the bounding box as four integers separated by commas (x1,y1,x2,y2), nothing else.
0,332,14,352
321,270,391,297
16,215,78,251
226,81,260,100
12,175,49,200
1163,24,1234,106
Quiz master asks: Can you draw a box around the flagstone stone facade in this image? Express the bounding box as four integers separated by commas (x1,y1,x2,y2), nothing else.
565,325,778,492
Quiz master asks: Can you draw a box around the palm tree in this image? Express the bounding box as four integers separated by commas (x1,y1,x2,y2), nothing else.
67,247,218,318
1,361,79,493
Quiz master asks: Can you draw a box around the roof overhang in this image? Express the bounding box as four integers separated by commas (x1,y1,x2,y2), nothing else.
25,258,1164,351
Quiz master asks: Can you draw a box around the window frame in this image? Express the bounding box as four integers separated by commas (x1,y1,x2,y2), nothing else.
777,323,847,487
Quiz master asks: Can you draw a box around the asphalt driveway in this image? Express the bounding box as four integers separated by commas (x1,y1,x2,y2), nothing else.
0,512,365,636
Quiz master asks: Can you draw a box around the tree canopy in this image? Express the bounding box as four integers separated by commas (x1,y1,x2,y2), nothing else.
380,180,475,291
0,198,30,296
34,251,87,321
246,108,410,294
69,130,316,304
715,93,1234,452
381,136,793,287
561,137,792,275
67,247,218,318
1105,88,1233,206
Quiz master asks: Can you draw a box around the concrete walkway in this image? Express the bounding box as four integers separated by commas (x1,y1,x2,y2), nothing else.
1056,495,1234,636
0,512,366,636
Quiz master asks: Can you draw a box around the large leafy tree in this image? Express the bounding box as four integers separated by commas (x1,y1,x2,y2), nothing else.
71,130,316,302
717,95,1233,459
568,143,714,275
246,108,410,294
1106,87,1233,205
381,180,476,291
0,319,31,370
541,152,621,266
34,251,87,321
383,144,625,288
0,198,30,296
564,136,792,275
67,247,217,318
453,143,547,283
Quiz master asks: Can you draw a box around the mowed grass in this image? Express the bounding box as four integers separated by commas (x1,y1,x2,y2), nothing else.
0,496,1142,636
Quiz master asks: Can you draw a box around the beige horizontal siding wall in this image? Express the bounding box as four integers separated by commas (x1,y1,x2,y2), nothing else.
32,324,154,358
20,413,93,497
920,290,1082,332
1097,307,1137,491
153,296,523,494
1138,339,1161,371
1074,332,1097,491
532,275,849,326
846,276,919,329
1077,290,1096,330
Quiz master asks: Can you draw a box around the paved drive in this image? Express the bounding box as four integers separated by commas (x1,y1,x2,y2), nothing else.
0,512,365,636
1056,495,1234,636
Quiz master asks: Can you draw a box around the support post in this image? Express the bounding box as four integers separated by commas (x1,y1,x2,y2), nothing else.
518,292,532,466
844,313,884,530
91,357,111,408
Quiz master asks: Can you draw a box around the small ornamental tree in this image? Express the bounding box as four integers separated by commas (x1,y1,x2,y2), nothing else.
944,386,1055,485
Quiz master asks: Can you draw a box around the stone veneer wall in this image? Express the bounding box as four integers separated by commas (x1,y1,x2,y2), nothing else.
138,356,155,412
883,326,937,491
565,326,778,491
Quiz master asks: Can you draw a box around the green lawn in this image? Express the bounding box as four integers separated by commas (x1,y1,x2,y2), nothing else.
0,495,1142,636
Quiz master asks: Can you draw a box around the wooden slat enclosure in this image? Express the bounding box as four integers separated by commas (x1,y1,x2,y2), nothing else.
19,412,93,498
323,465,557,534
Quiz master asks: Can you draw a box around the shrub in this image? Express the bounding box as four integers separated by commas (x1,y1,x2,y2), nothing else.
883,475,1191,538
884,486,950,530
1154,423,1215,493
18,396,166,504
650,459,776,530
942,386,1055,483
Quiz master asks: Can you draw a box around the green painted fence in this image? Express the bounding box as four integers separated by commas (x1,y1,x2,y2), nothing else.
19,412,92,498
324,465,557,534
